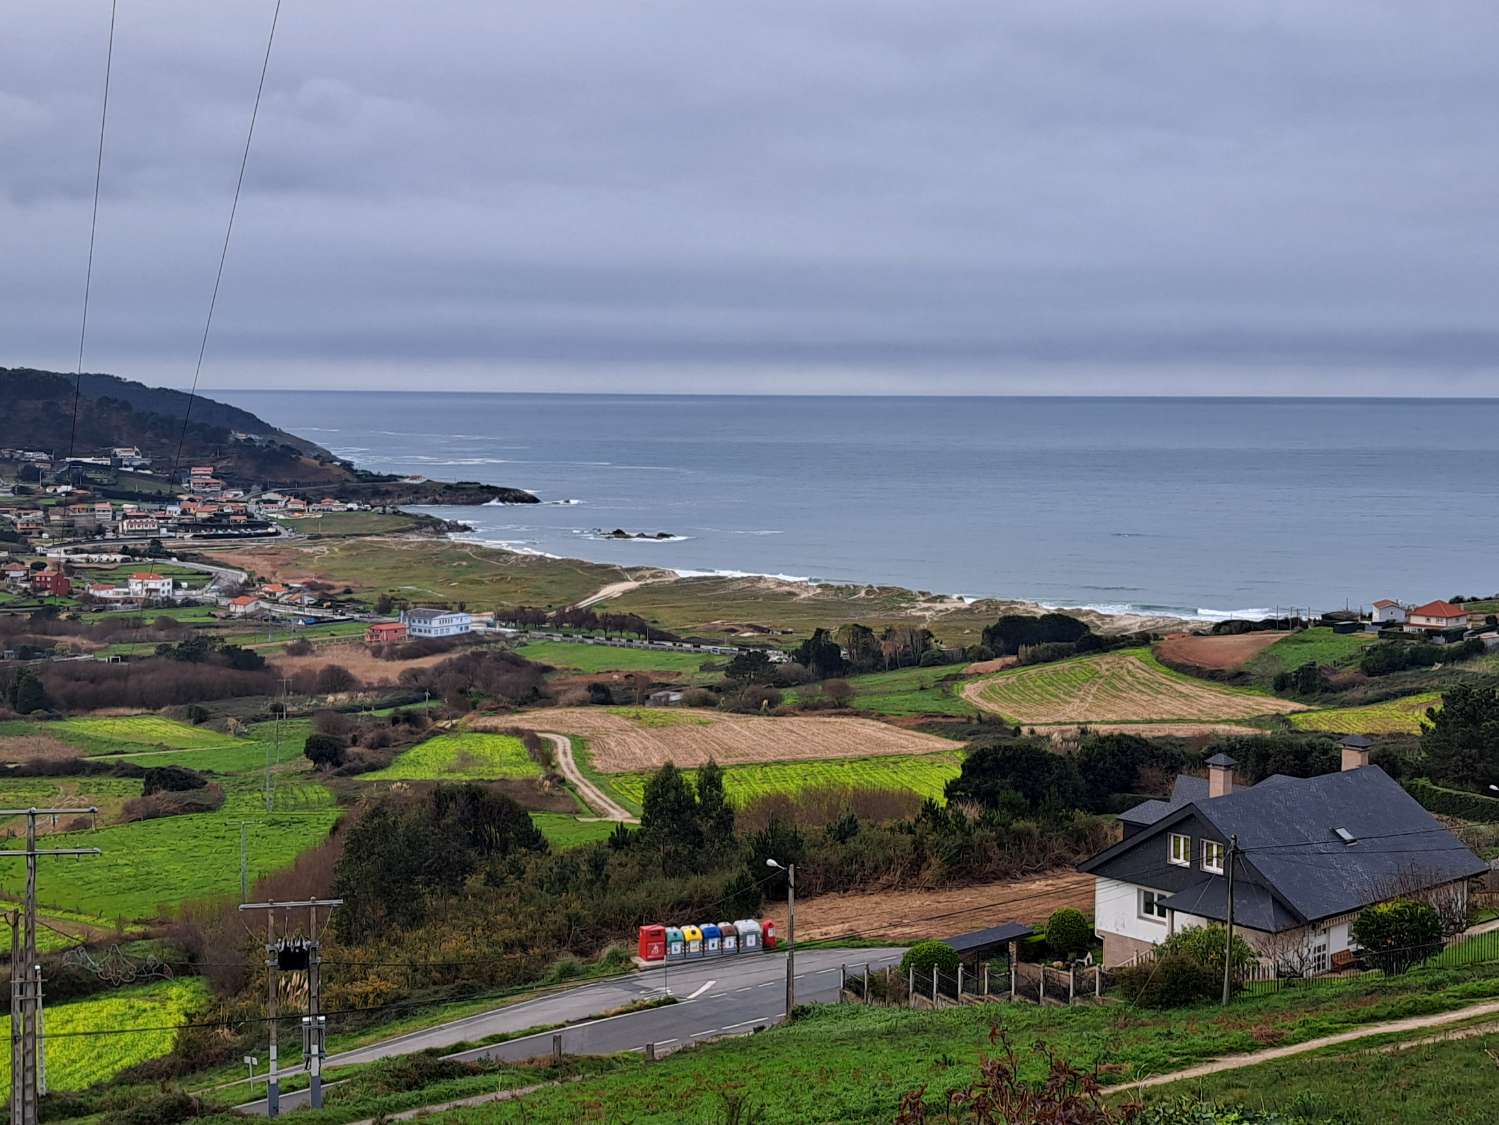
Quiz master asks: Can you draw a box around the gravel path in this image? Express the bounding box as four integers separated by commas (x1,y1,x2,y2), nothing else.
544,731,637,822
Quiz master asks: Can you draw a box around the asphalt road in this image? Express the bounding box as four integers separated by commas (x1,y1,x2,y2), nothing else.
235,946,903,1115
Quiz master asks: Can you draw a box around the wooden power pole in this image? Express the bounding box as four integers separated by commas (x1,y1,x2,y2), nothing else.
238,898,342,1117
2,807,100,1125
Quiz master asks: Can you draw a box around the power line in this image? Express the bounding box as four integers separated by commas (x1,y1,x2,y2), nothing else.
169,0,283,484
67,0,119,461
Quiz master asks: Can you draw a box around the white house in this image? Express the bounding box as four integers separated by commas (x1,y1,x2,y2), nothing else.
401,607,472,638
1079,746,1485,972
1405,600,1470,635
1371,599,1406,625
128,572,175,599
227,595,262,616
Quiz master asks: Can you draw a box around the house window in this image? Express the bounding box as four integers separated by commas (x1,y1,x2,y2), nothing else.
1139,889,1169,923
1202,840,1225,874
1168,832,1192,867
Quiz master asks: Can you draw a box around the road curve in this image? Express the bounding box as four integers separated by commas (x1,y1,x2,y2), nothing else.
544,731,637,822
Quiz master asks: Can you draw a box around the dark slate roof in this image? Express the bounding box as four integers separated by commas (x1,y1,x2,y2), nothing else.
1202,767,1486,924
1339,734,1373,749
1160,877,1301,932
1205,752,1237,767
946,923,1034,955
1117,774,1210,827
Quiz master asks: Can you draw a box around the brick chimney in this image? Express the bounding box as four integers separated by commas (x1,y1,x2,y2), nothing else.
1206,752,1236,799
1340,734,1372,771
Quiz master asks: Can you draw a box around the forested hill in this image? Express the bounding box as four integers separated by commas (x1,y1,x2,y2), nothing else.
0,367,537,502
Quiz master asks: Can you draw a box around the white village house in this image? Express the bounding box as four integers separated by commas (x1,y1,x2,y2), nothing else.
1371,599,1406,625
400,607,473,638
1078,742,1486,972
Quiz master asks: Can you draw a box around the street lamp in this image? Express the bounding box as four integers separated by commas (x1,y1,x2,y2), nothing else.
766,858,796,1019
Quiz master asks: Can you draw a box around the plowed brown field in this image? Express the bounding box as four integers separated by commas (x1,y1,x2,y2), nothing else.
963,649,1306,724
1155,631,1290,672
481,708,959,772
761,871,1094,941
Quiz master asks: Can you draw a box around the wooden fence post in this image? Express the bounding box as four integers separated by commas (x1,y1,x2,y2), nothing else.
957,965,964,998
863,963,870,1003
552,1034,562,1064
909,967,915,1008
840,963,846,998
1068,967,1075,1005
983,964,989,997
931,966,938,1005
645,1042,656,1061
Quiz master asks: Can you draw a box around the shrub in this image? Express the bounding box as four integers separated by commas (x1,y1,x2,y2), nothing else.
100,1091,204,1125
1351,899,1442,973
304,732,347,770
899,940,960,978
141,765,208,795
1116,925,1256,1007
1045,908,1093,961
1403,777,1499,822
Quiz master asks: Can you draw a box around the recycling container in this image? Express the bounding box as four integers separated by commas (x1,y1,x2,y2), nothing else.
736,918,762,951
703,923,722,955
637,924,666,962
683,924,704,958
719,921,739,954
761,919,778,949
665,926,686,961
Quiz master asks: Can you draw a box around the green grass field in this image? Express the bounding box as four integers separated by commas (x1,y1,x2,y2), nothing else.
361,732,541,782
792,664,974,717
274,510,427,537
1244,627,1377,682
969,648,1297,725
441,962,1499,1124
0,774,338,920
605,706,711,728
606,751,963,811
51,714,240,752
517,640,716,678
530,813,619,849
1134,1026,1499,1125
0,978,209,1092
1290,692,1441,734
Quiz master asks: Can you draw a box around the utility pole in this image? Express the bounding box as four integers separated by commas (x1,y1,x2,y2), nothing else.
1221,834,1238,1007
2,807,100,1125
766,858,796,1019
237,898,342,1118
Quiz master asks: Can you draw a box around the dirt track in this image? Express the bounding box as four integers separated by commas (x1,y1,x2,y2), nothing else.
761,871,1095,941
543,732,635,822
1154,631,1290,672
483,708,959,773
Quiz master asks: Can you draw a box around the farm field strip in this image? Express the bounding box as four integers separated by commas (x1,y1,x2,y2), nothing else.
490,708,959,772
605,751,964,810
792,664,974,716
0,979,209,1091
516,639,719,679
51,714,240,752
1290,692,1442,734
964,649,1307,724
360,732,541,781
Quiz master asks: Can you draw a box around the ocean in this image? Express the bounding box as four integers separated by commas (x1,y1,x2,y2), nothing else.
219,392,1499,620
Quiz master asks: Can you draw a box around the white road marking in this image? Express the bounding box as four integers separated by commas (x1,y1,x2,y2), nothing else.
816,967,839,974
686,980,716,1000
723,1019,762,1030
757,981,776,988
691,1028,720,1037
734,986,752,992
656,1038,677,1046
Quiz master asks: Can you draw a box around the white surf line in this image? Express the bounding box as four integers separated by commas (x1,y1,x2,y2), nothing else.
686,980,716,1000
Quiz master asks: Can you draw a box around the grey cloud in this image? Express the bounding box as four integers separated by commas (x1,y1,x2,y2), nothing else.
4,0,1499,393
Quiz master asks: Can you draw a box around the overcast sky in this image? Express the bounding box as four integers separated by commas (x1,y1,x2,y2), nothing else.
5,1,1499,395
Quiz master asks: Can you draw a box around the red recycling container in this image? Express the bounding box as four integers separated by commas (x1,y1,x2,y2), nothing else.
761,919,778,949
637,924,667,961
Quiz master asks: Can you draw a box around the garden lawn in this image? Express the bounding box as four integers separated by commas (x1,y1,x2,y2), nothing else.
360,732,541,782
517,640,716,678
0,775,338,920
436,962,1499,1124
1244,627,1377,683
1290,692,1441,734
0,978,208,1091
606,752,963,810
1132,1028,1499,1125
793,665,973,717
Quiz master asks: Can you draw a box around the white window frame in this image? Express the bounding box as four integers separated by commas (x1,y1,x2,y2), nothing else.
1202,839,1225,875
1138,889,1169,924
1168,832,1192,867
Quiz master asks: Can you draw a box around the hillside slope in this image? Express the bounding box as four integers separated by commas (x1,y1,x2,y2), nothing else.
0,367,536,502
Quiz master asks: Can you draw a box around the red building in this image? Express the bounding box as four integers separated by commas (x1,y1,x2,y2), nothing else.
31,567,72,596
365,622,407,646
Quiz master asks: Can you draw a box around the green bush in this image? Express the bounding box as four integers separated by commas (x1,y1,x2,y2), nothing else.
1115,925,1257,1008
1045,908,1093,960
899,940,959,977
99,1090,203,1125
1351,899,1442,974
